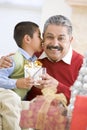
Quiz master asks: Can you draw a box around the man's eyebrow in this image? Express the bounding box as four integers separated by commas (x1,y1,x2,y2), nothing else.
59,34,66,37
45,33,66,36
45,33,53,35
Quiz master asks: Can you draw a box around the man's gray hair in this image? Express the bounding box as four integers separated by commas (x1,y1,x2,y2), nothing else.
43,15,72,35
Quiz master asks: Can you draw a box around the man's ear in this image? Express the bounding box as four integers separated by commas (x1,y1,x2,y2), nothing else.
70,36,73,43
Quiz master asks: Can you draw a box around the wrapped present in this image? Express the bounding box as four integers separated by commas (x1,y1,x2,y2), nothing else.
24,60,42,77
24,60,43,85
20,88,68,130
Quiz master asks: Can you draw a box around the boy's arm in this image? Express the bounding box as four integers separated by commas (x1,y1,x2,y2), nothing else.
0,63,17,89
0,63,34,90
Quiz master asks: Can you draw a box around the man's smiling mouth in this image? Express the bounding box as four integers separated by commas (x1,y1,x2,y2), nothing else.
47,46,63,51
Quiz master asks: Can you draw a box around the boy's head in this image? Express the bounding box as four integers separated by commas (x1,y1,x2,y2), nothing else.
14,21,42,54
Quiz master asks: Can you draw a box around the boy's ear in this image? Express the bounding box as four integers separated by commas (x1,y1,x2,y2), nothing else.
24,34,31,43
42,33,44,38
42,33,45,43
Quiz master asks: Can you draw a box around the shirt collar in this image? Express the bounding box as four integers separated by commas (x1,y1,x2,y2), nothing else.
62,46,72,64
39,46,72,64
18,47,37,62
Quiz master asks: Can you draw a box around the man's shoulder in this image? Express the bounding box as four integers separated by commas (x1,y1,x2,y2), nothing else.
72,50,84,59
72,50,83,66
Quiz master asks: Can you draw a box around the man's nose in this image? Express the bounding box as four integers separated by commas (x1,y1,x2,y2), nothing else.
54,38,59,45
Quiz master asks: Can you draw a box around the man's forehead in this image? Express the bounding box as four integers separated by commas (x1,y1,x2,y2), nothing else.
44,25,68,34
44,32,66,37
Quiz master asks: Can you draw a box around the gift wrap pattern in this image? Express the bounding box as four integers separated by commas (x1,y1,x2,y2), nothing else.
20,88,68,130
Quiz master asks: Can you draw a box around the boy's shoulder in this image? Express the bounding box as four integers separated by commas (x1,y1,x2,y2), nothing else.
11,51,25,66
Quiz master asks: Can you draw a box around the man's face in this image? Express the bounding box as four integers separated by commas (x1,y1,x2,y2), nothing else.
43,25,73,61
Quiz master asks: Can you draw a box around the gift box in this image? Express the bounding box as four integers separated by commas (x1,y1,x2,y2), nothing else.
70,95,87,130
20,88,68,130
24,61,42,77
24,60,44,85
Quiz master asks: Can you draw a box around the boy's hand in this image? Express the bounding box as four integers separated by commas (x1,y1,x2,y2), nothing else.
16,77,34,89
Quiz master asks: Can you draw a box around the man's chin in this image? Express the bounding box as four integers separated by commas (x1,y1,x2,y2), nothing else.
48,55,60,62
50,51,61,57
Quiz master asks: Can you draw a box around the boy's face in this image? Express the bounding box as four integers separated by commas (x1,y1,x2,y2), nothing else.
43,24,73,61
31,29,42,52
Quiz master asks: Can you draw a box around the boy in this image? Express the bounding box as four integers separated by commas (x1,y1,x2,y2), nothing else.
0,21,42,130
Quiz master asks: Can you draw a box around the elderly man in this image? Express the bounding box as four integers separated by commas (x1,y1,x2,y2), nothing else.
25,15,83,104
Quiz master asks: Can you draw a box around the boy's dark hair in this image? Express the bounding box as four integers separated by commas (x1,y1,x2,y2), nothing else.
14,21,39,47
